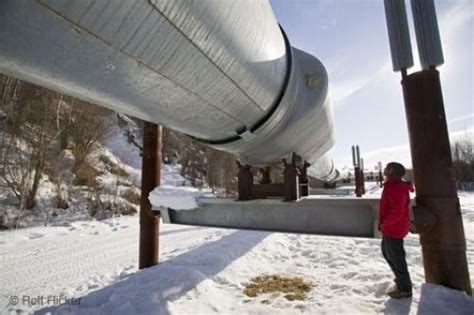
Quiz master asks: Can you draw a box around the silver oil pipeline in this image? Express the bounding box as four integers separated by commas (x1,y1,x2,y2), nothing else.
208,44,338,180
0,0,338,181
0,0,287,140
307,155,340,183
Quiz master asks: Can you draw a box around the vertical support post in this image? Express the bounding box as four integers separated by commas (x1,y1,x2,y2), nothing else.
356,145,361,166
353,145,363,197
283,154,300,201
354,166,362,197
360,157,366,195
402,69,471,295
378,161,384,188
237,161,253,201
299,161,311,197
139,122,161,269
260,167,272,184
351,145,357,167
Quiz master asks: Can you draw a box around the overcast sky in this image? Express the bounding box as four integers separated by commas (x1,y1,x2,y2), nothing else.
270,0,473,169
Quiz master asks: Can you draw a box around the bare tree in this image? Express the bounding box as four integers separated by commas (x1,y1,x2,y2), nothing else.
67,99,114,176
452,136,474,189
0,76,61,210
161,126,237,193
206,149,237,195
0,75,115,213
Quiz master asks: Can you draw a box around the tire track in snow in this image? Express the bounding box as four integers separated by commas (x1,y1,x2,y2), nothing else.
0,216,227,312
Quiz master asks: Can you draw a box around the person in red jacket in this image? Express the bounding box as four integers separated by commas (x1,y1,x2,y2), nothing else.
379,162,414,299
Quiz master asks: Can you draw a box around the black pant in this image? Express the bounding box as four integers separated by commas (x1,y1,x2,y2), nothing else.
381,236,412,293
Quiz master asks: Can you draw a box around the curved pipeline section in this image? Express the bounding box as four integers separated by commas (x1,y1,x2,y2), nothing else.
0,0,338,181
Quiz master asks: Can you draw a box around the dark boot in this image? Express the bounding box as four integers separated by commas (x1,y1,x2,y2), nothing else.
388,288,412,299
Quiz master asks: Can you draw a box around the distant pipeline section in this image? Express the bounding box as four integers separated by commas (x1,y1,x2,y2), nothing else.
0,0,338,181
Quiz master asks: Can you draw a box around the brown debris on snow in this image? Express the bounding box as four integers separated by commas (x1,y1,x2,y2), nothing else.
243,274,314,301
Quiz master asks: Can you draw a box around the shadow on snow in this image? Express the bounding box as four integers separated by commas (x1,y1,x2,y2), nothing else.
37,229,270,315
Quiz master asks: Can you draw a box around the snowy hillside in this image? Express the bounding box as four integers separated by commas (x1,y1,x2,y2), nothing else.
0,111,194,230
1,184,473,314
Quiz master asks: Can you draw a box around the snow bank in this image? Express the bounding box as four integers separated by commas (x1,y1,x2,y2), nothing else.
148,185,203,210
418,283,474,315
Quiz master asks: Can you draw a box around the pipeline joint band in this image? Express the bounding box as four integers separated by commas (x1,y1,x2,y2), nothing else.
193,25,293,146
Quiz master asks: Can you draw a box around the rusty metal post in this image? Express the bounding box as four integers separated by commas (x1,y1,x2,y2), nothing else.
260,167,272,184
237,161,254,201
360,157,366,195
402,68,471,295
351,145,357,170
378,161,384,188
354,166,362,197
299,161,311,197
139,122,161,269
352,146,363,197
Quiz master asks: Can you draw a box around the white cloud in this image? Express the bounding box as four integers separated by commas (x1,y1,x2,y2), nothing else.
330,78,369,104
329,61,391,105
439,0,473,36
329,0,473,107
448,114,474,125
437,0,474,71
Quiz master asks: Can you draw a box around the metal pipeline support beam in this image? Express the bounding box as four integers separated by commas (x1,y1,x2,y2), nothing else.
139,123,161,269
385,0,471,295
352,145,363,197
354,167,363,198
0,0,339,182
360,157,366,195
158,198,382,238
377,161,383,188
402,69,471,295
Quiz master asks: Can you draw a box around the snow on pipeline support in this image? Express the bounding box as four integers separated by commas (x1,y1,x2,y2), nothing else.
0,0,338,181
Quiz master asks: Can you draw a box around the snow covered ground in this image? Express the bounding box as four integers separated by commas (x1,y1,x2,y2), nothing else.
1,187,473,314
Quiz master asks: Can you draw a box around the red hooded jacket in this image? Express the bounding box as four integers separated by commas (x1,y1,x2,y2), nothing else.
379,178,415,239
